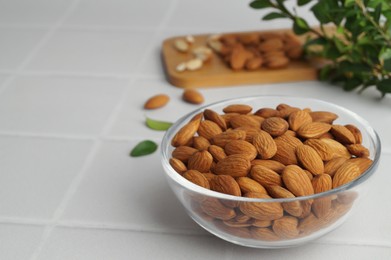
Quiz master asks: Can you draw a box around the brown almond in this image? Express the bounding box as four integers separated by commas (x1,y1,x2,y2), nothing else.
187,150,213,173
288,110,312,131
345,124,363,144
312,174,332,194
261,117,289,137
252,130,277,159
211,129,246,147
230,114,261,129
349,157,373,174
272,136,300,165
224,140,258,161
171,113,203,147
214,154,251,177
346,144,370,158
311,174,332,217
202,172,216,183
144,94,170,109
282,165,314,197
203,109,227,130
286,46,303,59
251,219,272,228
200,198,236,220
210,175,241,196
235,126,262,143
238,32,260,44
240,192,284,220
324,157,349,177
332,162,361,188
172,146,198,163
259,38,284,52
266,55,290,69
304,138,335,161
254,107,281,118
250,165,282,188
272,216,299,239
297,122,332,139
236,177,267,194
296,144,324,175
183,170,210,189
230,44,252,70
310,111,338,123
208,145,227,162
330,125,356,144
266,185,303,217
182,89,204,104
192,136,210,151
321,138,351,159
251,159,285,174
197,120,223,140
245,56,263,70
223,104,253,114
304,169,313,180
220,113,240,127
250,227,279,241
169,158,187,174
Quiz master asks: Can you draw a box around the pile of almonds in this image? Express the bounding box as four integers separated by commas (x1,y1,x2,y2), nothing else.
169,103,373,240
207,32,303,70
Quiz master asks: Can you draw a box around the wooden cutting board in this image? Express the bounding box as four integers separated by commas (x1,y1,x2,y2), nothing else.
161,29,319,89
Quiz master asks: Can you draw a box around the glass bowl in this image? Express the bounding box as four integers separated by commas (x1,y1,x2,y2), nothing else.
161,95,381,248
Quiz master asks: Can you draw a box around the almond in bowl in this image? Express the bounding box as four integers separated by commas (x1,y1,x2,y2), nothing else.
161,96,380,248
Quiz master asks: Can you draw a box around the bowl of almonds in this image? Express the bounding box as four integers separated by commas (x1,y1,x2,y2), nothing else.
161,95,380,248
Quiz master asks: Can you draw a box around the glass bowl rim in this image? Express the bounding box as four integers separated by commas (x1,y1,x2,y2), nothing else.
161,95,381,203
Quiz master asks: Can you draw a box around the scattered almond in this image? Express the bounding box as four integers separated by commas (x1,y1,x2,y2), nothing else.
182,89,205,104
144,94,170,109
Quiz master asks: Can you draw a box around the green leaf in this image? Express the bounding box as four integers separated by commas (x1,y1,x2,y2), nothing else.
298,0,312,6
130,140,158,157
383,58,391,71
146,117,173,131
373,3,382,23
249,0,273,9
262,12,287,20
376,79,391,94
311,1,331,24
293,17,310,35
343,78,362,91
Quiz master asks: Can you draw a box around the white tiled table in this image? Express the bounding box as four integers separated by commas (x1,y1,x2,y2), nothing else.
0,1,390,259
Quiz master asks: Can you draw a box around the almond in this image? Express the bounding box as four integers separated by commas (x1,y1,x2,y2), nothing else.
272,136,300,165
171,146,198,163
266,55,290,69
312,174,333,218
310,111,338,123
240,192,284,220
208,145,227,162
144,94,170,109
250,227,279,241
223,217,252,228
245,56,263,70
282,165,314,197
288,110,312,131
304,138,335,161
251,159,285,174
332,162,361,188
171,113,203,147
252,131,277,159
223,104,253,114
345,124,363,144
330,125,356,144
203,109,227,130
259,38,284,52
192,136,210,151
250,165,282,188
261,117,289,137
214,154,251,177
169,158,187,174
210,175,241,196
346,144,370,158
298,213,323,234
220,113,240,127
349,157,373,174
182,89,204,104
230,44,252,70
251,219,272,228
236,177,267,194
272,216,299,239
324,157,349,177
186,58,203,71
254,107,281,118
266,185,303,217
183,170,210,189
286,46,303,59
211,129,246,147
321,138,351,159
296,144,324,175
235,126,262,143
187,150,213,173
197,120,223,140
174,39,189,52
200,198,236,220
224,140,257,161
230,114,261,129
277,106,301,119
297,122,332,139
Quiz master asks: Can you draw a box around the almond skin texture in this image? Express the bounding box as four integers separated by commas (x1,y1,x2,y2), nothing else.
224,140,257,161
236,177,267,194
223,104,252,114
297,122,332,139
252,131,277,159
208,145,227,162
312,174,333,218
261,117,289,137
169,158,187,174
197,120,223,140
288,110,312,131
251,227,279,241
200,198,236,220
345,124,363,144
210,175,241,196
172,146,198,163
182,89,204,104
330,125,356,144
333,162,361,188
282,165,314,197
310,111,338,123
144,94,170,109
240,192,284,220
304,138,335,161
272,216,299,239
346,144,370,158
296,144,324,175
192,136,211,151
251,159,285,174
236,126,262,143
250,165,282,188
187,150,213,173
349,158,373,174
272,136,300,165
171,113,203,147
211,129,246,148
230,114,261,129
254,107,280,118
214,154,251,177
321,138,351,159
324,157,349,177
203,109,227,130
183,170,210,189
266,185,303,217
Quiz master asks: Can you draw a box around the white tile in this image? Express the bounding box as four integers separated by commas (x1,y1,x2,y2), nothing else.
39,228,226,260
64,0,172,28
0,224,44,260
0,76,126,135
166,0,318,32
0,0,70,25
61,140,201,232
25,29,155,75
0,74,9,86
107,78,209,138
0,28,46,70
0,136,92,219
